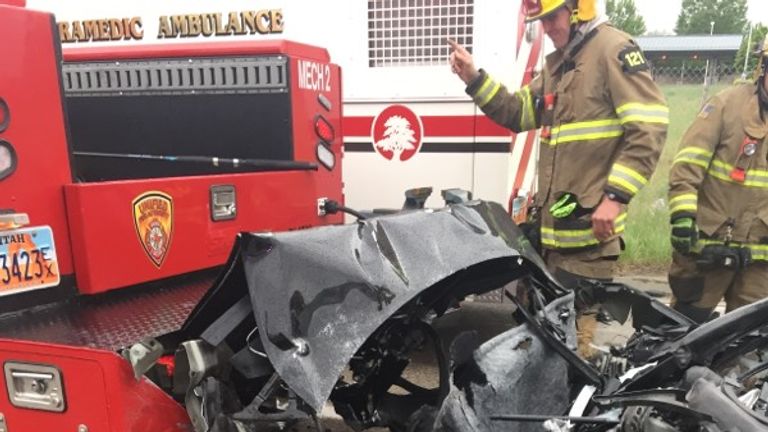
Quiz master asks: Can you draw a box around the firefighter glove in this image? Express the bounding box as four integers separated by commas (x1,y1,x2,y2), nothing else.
549,193,577,219
671,217,698,254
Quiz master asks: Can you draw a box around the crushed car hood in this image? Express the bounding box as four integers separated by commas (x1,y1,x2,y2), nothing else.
239,201,559,410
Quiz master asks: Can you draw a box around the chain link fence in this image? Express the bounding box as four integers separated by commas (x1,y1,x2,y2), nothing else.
649,62,742,85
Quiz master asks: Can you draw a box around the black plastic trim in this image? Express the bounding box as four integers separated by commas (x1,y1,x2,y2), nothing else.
0,140,18,181
0,98,9,133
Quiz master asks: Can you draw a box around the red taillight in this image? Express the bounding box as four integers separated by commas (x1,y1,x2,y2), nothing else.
314,115,335,144
156,355,176,378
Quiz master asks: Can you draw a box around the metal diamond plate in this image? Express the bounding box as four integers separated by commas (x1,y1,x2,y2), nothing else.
0,272,216,351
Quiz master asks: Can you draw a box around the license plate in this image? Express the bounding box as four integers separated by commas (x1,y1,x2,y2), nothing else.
0,226,60,296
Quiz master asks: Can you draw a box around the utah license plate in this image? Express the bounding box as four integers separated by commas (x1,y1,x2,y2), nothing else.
0,226,59,296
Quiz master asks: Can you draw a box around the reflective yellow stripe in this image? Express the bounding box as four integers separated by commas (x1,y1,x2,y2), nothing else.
711,159,768,178
708,159,768,189
674,157,710,169
552,119,621,133
616,102,670,125
481,82,502,107
673,146,714,168
670,193,697,204
676,147,713,157
553,130,624,144
669,193,698,215
549,119,623,146
475,80,501,108
541,213,627,249
519,86,537,130
473,76,502,108
609,163,648,196
474,77,494,106
616,103,669,113
541,230,600,248
608,175,638,195
697,239,768,261
620,114,670,124
475,76,493,97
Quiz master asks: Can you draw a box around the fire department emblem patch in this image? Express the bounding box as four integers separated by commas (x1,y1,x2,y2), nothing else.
132,191,174,268
371,105,423,161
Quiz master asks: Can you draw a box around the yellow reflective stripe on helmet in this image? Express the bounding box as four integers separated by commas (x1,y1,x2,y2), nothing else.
616,103,670,125
707,159,768,189
608,163,648,196
673,146,713,168
541,213,627,249
473,75,502,108
548,119,623,146
669,193,697,215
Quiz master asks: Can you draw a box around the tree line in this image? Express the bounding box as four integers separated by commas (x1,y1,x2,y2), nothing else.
607,0,759,72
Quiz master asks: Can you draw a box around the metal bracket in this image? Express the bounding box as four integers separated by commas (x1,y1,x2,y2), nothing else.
124,338,164,380
0,212,28,229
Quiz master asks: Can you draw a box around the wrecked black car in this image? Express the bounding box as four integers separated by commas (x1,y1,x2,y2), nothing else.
138,200,768,432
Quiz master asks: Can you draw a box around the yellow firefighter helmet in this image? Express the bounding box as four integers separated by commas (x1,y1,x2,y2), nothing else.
523,0,597,23
523,0,568,23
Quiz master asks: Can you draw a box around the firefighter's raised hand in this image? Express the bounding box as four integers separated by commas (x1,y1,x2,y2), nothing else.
448,39,480,84
592,197,622,242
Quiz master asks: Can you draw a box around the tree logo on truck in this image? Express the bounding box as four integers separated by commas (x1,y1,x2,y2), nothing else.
371,105,423,161
132,191,174,268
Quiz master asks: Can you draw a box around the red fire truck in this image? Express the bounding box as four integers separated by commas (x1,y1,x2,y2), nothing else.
0,1,344,430
27,0,547,220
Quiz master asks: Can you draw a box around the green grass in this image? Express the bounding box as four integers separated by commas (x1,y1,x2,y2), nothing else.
620,83,729,266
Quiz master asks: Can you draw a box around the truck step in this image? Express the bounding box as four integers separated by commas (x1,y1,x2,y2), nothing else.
0,270,216,351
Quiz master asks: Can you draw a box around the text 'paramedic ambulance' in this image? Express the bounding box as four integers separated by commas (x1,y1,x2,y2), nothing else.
28,0,547,216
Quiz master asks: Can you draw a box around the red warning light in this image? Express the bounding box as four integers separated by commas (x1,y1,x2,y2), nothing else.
314,115,335,144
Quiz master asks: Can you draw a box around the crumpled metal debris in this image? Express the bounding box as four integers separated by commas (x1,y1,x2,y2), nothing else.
166,200,768,432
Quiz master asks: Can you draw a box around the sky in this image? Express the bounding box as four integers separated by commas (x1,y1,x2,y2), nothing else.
634,0,768,34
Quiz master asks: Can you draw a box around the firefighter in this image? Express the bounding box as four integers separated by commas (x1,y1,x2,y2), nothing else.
449,0,668,357
667,36,768,323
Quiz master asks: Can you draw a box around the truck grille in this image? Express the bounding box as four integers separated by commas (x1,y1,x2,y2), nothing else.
63,56,288,96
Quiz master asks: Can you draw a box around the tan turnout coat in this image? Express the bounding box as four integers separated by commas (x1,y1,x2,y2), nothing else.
467,23,668,253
